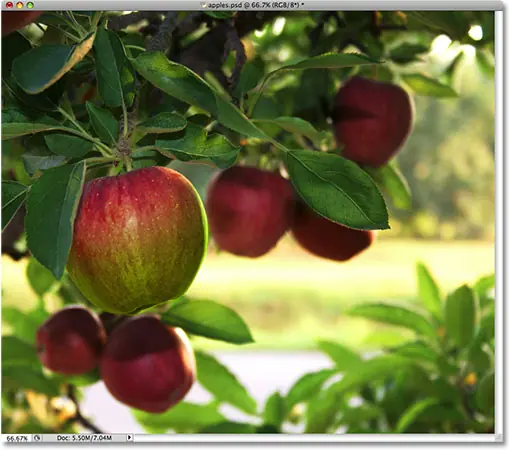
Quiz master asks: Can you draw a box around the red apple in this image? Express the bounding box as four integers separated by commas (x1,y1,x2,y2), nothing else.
100,315,196,414
67,167,207,315
206,166,296,257
292,203,375,261
36,305,107,375
333,76,414,167
2,12,43,36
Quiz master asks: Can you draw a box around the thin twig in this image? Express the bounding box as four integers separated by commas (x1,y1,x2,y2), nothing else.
66,385,105,434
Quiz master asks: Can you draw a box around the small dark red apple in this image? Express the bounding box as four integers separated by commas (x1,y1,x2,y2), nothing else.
2,12,43,36
67,166,208,315
206,166,296,257
291,203,375,262
36,305,107,375
333,76,414,168
100,315,196,414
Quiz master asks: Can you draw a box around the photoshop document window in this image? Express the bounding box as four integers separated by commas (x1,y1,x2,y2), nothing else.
0,0,503,444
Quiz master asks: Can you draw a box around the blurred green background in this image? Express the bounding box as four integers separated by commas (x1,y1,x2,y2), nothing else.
2,14,495,352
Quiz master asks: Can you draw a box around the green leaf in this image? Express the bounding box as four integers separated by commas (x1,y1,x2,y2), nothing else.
136,112,187,134
348,303,436,339
338,403,384,426
401,74,458,98
263,392,286,429
285,369,336,411
416,262,443,320
473,274,495,301
26,257,57,298
254,117,325,142
155,125,240,169
133,402,225,433
365,163,412,211
445,285,477,349
305,390,342,433
326,355,412,396
468,344,492,374
2,181,28,231
390,340,438,364
204,12,235,19
161,299,254,344
85,102,119,145
26,162,86,279
199,421,257,433
1,336,39,367
2,111,69,141
233,61,264,98
62,367,101,387
476,370,495,416
389,43,429,64
2,367,61,397
22,138,67,175
12,33,96,94
478,308,495,343
273,52,380,74
133,51,266,139
94,27,135,108
395,398,440,433
195,350,257,415
44,133,92,158
2,305,49,344
317,341,362,370
285,150,389,230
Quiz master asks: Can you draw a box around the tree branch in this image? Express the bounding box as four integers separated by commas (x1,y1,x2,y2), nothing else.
107,11,161,31
223,21,246,95
66,385,105,434
147,11,179,52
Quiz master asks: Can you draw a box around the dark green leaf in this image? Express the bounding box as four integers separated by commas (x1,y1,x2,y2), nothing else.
155,124,240,169
94,26,136,108
478,308,495,343
2,31,32,78
12,33,95,94
348,303,436,339
44,133,92,158
2,367,61,397
395,398,440,433
85,102,119,145
195,350,257,415
136,112,187,134
401,74,458,98
285,369,336,411
286,150,389,230
476,371,495,416
2,111,69,140
26,162,86,279
26,257,57,298
389,43,429,64
365,163,412,211
1,181,28,230
274,52,380,73
416,262,443,320
161,299,254,344
199,421,257,433
233,61,264,98
133,51,265,139
22,140,67,175
317,341,362,370
468,344,492,374
445,285,477,349
263,392,286,429
133,402,225,433
326,355,412,396
254,117,325,141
